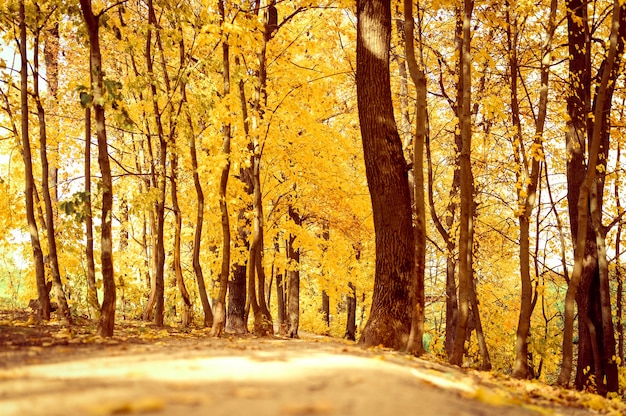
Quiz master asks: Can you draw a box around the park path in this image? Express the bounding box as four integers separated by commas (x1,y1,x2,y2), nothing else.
0,331,607,416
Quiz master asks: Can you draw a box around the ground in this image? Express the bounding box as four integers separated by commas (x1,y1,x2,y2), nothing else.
0,309,624,416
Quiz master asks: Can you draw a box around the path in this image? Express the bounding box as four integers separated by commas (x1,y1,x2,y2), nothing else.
0,327,610,416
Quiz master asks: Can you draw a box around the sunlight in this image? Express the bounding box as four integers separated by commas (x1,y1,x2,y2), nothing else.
16,351,398,383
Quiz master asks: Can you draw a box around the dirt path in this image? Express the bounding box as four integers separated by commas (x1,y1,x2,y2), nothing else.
0,317,617,415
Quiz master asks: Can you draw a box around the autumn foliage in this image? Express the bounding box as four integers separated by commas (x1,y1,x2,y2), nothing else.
1,0,626,397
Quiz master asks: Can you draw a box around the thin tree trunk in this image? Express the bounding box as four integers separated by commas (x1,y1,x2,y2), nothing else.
19,0,50,322
184,73,212,328
171,151,192,327
321,290,330,328
450,0,474,366
617,144,624,364
245,2,274,336
275,239,287,335
403,0,426,357
33,25,71,325
226,75,253,335
84,106,100,317
146,0,167,327
345,282,357,341
510,0,556,378
79,0,115,337
211,0,232,337
43,23,60,214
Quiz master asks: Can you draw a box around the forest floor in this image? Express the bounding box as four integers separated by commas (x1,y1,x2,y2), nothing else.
0,309,624,416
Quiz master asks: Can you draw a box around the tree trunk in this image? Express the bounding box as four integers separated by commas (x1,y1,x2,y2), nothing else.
83,106,100,317
19,0,50,322
559,0,622,392
321,290,330,328
211,0,232,337
245,2,275,337
345,282,357,341
227,76,253,335
43,23,60,214
287,206,301,338
33,24,71,325
509,0,556,378
184,73,212,328
145,0,167,327
616,146,624,364
356,0,415,350
170,151,192,327
79,0,115,337
226,260,247,334
450,0,474,366
403,0,426,357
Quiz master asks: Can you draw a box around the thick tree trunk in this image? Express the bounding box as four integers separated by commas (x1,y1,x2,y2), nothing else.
79,0,115,337
226,260,247,334
19,0,50,322
559,0,621,392
356,0,415,350
559,0,623,393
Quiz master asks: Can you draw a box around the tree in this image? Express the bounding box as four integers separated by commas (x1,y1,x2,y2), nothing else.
211,0,233,337
558,0,623,394
286,205,302,338
79,0,116,337
18,0,50,322
356,0,415,350
32,4,71,325
507,0,557,379
449,0,475,366
403,0,427,357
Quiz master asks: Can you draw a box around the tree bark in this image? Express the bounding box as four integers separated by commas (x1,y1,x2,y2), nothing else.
356,0,415,350
226,260,247,334
245,1,275,336
19,0,50,322
321,290,330,328
84,106,100,317
211,0,232,337
558,0,621,392
287,206,301,338
145,0,167,327
403,0,426,357
184,67,213,328
450,0,474,366
33,22,71,325
79,0,115,337
345,282,357,341
509,0,556,378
